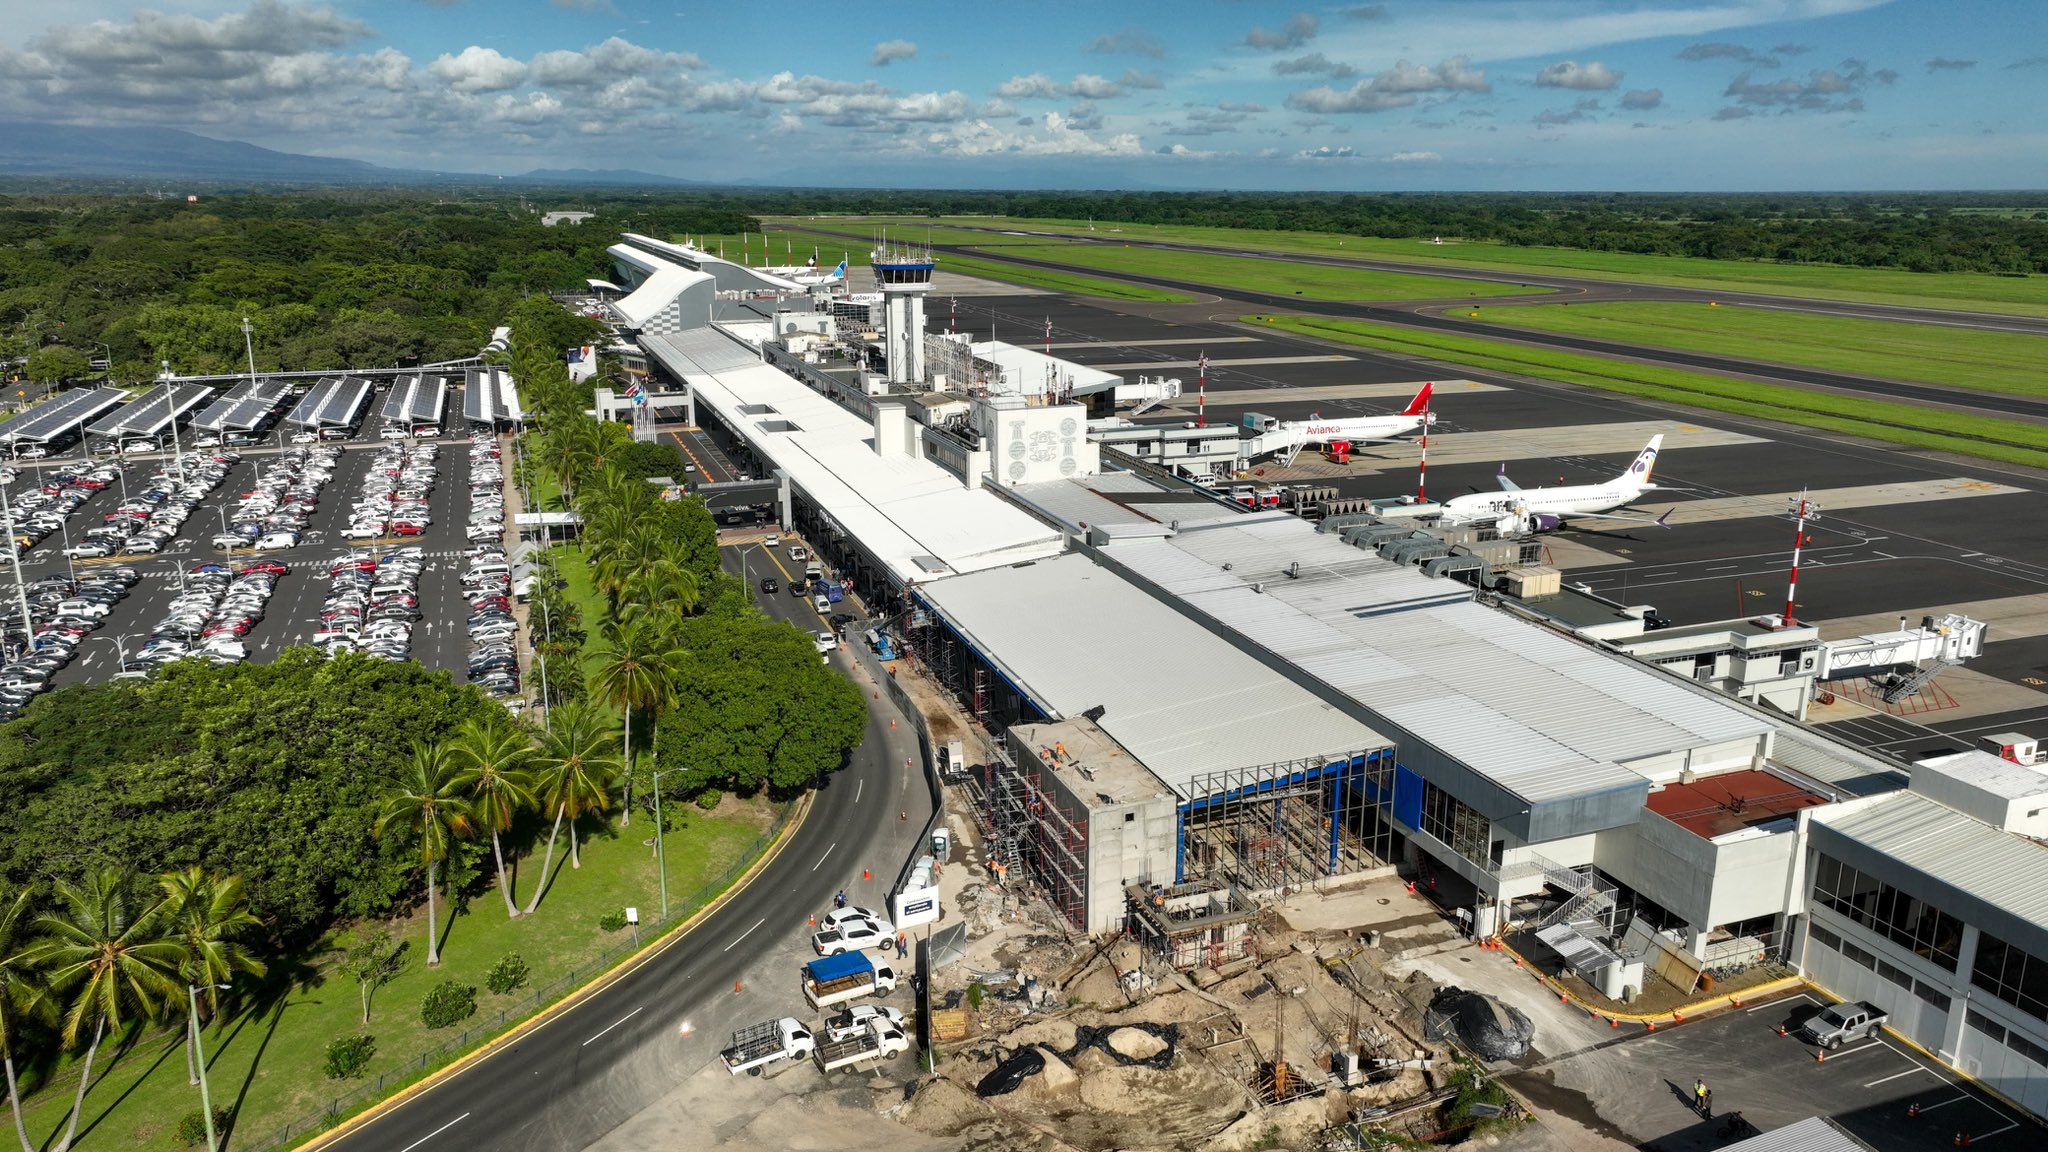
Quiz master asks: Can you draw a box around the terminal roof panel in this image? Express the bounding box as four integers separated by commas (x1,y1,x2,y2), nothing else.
85,383,215,439
919,552,1388,799
191,379,290,431
1815,789,2048,950
0,388,128,442
463,369,498,423
1100,514,1770,808
641,327,1064,584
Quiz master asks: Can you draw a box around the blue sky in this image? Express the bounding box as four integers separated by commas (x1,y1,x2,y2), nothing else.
0,0,2042,189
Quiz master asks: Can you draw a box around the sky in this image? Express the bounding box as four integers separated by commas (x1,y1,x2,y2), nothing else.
0,0,2043,190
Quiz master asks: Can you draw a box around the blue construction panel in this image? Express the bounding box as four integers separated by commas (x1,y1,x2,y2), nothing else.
1392,764,1424,832
805,951,871,983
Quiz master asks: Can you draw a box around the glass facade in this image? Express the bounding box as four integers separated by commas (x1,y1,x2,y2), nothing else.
1971,930,2048,1024
1810,852,1963,971
1421,780,1490,869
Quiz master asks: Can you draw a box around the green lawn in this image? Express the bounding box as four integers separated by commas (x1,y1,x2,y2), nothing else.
1458,301,2048,398
18,798,787,1150
549,544,608,680
691,228,1192,302
1244,314,2048,471
968,241,1539,302
805,215,2048,317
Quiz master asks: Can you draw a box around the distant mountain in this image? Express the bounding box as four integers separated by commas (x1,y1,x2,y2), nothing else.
0,121,426,182
514,167,703,186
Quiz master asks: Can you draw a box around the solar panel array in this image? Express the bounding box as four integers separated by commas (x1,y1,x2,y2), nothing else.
380,375,448,425
287,376,371,427
191,378,291,431
0,388,129,443
462,368,519,424
84,383,215,439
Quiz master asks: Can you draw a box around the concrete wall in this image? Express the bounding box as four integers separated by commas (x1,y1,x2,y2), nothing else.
1083,796,1178,934
973,396,1099,486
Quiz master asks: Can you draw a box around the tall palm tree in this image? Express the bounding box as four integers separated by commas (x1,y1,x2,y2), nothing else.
589,620,682,828
372,743,476,967
1,884,52,1152
449,713,537,919
22,871,184,1152
159,868,265,1087
527,703,621,911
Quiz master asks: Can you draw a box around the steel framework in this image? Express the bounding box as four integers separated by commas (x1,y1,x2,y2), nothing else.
1180,750,1395,895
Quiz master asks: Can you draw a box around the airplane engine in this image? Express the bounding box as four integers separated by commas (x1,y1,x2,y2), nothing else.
1529,514,1562,532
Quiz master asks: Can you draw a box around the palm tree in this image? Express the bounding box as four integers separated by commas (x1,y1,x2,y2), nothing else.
372,743,476,967
589,620,682,828
449,713,537,919
1,884,53,1152
527,703,621,911
159,868,265,1087
22,871,184,1152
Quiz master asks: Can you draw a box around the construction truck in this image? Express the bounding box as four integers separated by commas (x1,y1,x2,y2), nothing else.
802,951,898,1010
814,1015,912,1074
720,1017,814,1077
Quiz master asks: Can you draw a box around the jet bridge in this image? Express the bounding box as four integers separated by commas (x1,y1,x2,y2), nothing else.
1817,613,1987,702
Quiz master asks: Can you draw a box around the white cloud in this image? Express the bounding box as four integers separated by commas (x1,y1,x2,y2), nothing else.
1723,57,1896,113
1246,14,1318,52
1286,57,1489,114
1300,144,1356,158
1389,150,1440,161
1069,73,1122,99
1274,53,1356,79
1620,88,1663,110
927,110,1143,157
430,46,527,93
996,72,1059,99
1535,60,1622,90
1119,68,1163,90
1089,28,1164,59
871,39,917,67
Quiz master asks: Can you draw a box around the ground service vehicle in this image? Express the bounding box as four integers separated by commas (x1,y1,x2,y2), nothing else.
1796,1000,1887,1049
814,1016,910,1074
719,1017,814,1076
802,952,898,1010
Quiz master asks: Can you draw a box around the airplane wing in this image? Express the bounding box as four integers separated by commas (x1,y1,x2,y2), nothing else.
1568,509,1674,528
1495,467,1522,493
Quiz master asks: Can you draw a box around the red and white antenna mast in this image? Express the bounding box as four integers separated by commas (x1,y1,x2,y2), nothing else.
1197,351,1209,428
1417,385,1432,502
1782,490,1821,625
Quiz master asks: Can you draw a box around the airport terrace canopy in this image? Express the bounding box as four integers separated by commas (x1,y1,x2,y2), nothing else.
286,376,372,428
1093,513,1773,842
607,243,716,334
84,383,215,441
0,388,127,445
462,367,523,424
970,340,1122,399
917,551,1389,799
640,327,1064,584
381,374,448,426
191,378,291,432
617,232,809,295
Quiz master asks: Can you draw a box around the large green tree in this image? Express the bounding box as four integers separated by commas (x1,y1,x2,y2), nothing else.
589,620,683,828
448,713,537,919
159,868,264,1087
372,743,475,968
22,871,185,1152
528,702,620,908
0,885,49,1152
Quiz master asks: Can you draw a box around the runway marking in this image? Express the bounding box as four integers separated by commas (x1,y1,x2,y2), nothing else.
813,842,836,872
582,1006,643,1047
723,917,766,952
1864,1067,1930,1087
855,779,863,804
396,1112,470,1152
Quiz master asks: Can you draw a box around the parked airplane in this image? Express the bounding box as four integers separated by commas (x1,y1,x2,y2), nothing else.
1437,434,1672,535
1240,382,1435,464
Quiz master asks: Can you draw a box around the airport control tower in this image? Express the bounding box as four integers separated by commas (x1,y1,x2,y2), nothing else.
872,239,936,385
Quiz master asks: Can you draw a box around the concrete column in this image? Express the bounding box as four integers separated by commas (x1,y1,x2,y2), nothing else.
1941,924,1981,1062
1473,900,1499,938
1686,924,1709,960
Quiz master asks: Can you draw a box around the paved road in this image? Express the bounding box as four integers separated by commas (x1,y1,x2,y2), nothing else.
316,539,927,1152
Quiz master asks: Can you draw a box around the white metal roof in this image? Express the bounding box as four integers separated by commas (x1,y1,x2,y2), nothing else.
640,328,1064,584
1915,749,2048,800
608,245,716,330
1765,726,1907,798
618,233,808,293
1101,514,1770,807
969,340,1122,398
919,552,1389,798
1813,789,2048,930
1723,1117,1875,1152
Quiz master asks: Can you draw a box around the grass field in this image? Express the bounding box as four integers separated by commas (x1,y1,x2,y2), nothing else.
800,215,2048,318
966,241,1541,302
691,228,1191,302
19,795,784,1150
1245,314,2048,472
1457,300,2048,397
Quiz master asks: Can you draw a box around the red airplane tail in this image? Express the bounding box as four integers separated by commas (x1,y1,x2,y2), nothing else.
1400,381,1434,416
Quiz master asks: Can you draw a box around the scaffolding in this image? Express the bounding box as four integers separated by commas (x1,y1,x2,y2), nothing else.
984,746,1091,930
1181,751,1396,896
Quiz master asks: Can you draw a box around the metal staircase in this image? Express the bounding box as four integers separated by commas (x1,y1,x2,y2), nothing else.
1881,657,1959,704
1526,855,1621,971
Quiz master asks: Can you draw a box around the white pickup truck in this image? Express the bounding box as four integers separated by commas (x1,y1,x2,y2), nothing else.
811,913,896,956
802,952,899,1010
720,1017,815,1076
1795,1000,1888,1050
814,1016,911,1074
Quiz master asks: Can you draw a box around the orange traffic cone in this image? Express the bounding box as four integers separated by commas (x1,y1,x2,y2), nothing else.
1646,1021,1656,1032
1609,1017,1619,1029
733,979,743,994
1777,1023,1787,1037
1673,1011,1684,1023
1816,1048,1826,1063
862,868,871,880
1908,1102,1920,1119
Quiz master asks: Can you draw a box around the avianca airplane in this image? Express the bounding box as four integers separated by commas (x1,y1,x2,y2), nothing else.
791,258,848,287
1245,381,1436,448
1437,435,1673,535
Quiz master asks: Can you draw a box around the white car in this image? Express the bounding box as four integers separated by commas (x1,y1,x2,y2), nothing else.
340,524,386,539
788,545,808,562
15,446,48,460
814,631,838,655
820,905,883,931
379,426,409,441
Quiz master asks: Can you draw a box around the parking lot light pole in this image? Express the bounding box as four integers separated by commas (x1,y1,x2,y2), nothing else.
651,767,677,920
0,483,33,642
188,982,230,1152
56,516,75,584
95,633,129,672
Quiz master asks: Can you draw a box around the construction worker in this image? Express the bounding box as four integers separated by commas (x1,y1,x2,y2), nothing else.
1694,1078,1708,1116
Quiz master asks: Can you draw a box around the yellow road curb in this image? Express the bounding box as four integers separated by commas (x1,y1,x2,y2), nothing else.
1494,938,1802,1024
294,789,816,1152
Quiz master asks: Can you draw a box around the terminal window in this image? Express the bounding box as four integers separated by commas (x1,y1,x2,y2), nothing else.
1810,852,1963,971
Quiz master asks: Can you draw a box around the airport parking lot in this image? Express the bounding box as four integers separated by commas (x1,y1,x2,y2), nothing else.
1506,989,2036,1152
10,431,495,689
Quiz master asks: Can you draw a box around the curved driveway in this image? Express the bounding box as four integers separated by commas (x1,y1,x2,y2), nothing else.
310,606,924,1152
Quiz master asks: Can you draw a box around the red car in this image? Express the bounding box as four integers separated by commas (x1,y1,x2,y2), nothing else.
391,522,425,536
237,560,289,577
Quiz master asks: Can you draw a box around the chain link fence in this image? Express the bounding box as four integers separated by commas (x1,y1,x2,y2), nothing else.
234,801,796,1152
